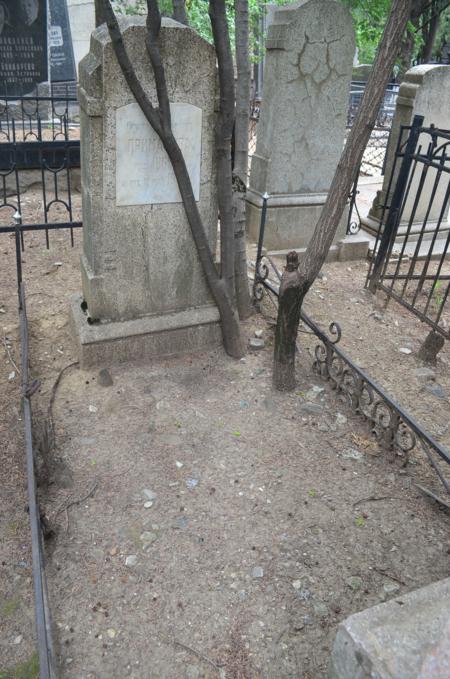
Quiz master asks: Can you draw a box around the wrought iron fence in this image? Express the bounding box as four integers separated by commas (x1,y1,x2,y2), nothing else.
367,116,450,341
0,92,81,249
346,81,398,177
0,92,81,679
252,194,450,507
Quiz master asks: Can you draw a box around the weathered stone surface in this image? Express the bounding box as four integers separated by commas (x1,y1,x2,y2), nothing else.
247,0,354,250
329,577,450,679
364,65,450,236
72,17,221,364
70,294,222,369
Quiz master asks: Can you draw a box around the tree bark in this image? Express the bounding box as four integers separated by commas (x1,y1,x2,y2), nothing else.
233,0,253,319
273,252,308,391
273,0,412,390
173,0,189,25
209,0,237,301
420,4,440,62
94,0,106,27
101,0,245,358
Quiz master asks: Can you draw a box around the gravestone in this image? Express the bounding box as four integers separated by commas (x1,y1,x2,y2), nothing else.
66,0,95,71
247,0,355,251
70,17,221,367
49,0,76,83
363,65,450,238
0,0,48,96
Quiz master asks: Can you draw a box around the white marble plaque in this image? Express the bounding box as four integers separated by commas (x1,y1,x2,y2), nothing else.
116,102,202,206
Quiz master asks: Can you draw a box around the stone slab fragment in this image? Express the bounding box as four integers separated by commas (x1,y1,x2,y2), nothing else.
70,294,222,368
329,577,450,679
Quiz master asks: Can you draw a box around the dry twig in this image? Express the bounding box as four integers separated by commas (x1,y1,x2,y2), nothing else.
173,639,223,671
2,336,21,375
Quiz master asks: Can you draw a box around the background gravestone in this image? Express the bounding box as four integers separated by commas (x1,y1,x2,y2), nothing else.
0,0,48,96
363,65,450,238
71,17,221,367
49,0,77,84
246,0,355,252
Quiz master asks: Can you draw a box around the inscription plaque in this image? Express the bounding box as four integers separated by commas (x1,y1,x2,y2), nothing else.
116,102,202,206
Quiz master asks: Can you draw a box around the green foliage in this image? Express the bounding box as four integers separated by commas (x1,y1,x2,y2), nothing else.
0,653,40,679
343,0,391,64
112,0,296,59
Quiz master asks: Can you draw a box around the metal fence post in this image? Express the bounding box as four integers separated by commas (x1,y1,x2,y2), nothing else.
369,114,424,292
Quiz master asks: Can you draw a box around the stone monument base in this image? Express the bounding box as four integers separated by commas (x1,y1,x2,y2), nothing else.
246,191,348,251
362,214,450,245
69,294,222,368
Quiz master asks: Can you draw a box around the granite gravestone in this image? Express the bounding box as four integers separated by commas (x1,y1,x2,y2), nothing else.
0,0,48,96
247,0,355,252
71,17,220,367
363,65,450,238
49,0,76,83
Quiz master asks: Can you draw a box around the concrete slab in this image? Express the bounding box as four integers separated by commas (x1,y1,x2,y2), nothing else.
329,577,450,679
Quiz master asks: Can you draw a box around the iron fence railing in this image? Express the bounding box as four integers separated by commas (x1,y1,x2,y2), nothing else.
253,193,450,507
367,116,450,341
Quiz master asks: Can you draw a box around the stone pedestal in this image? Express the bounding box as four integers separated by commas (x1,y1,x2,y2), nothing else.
247,0,354,251
363,65,450,240
71,17,221,367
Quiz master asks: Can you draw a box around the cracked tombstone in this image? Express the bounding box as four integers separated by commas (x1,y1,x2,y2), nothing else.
247,0,355,251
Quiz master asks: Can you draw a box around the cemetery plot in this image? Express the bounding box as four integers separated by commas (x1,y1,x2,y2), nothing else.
0,228,449,677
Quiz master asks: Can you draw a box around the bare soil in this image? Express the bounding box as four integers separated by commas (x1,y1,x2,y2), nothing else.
0,202,449,678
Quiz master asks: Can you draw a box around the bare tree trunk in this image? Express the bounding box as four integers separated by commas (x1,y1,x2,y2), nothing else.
273,253,308,391
173,0,188,25
420,5,440,62
273,0,412,391
101,0,244,358
233,0,253,319
398,0,423,77
209,0,236,301
95,0,105,26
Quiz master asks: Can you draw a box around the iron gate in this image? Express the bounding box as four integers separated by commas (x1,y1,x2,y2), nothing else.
367,115,450,340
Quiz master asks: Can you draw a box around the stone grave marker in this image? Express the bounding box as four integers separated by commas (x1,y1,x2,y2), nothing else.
0,0,48,96
49,0,76,84
246,0,355,252
363,65,450,239
70,17,221,366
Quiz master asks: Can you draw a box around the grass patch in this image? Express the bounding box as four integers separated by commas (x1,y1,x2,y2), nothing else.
0,653,40,679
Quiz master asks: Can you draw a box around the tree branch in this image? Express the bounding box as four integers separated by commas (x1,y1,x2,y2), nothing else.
209,0,236,299
100,0,244,358
146,0,172,131
173,0,189,25
301,0,412,286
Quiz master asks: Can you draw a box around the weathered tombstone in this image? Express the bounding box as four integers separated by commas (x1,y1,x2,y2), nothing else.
70,17,221,367
363,65,450,237
247,0,355,252
49,0,77,84
0,0,48,96
66,0,95,71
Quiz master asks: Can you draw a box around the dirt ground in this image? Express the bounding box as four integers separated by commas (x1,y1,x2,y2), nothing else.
0,200,449,677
